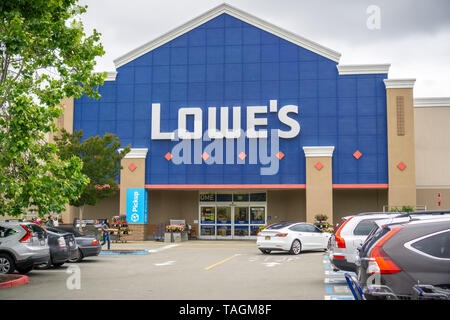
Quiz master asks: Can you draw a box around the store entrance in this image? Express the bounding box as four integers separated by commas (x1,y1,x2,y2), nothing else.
199,192,267,240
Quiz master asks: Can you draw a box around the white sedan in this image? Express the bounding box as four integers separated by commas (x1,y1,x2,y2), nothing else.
256,222,331,254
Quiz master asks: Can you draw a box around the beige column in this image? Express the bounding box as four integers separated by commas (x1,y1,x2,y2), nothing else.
303,146,335,224
119,148,148,240
53,97,76,224
384,79,417,210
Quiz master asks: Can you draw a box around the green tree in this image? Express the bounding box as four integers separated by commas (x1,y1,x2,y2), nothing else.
54,129,130,226
0,0,105,217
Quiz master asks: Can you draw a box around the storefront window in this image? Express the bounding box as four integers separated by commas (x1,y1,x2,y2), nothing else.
217,207,231,224
234,225,249,236
250,207,265,224
233,193,249,202
216,193,232,202
201,225,215,236
250,225,260,236
217,225,231,236
200,207,215,224
234,207,249,224
250,192,266,202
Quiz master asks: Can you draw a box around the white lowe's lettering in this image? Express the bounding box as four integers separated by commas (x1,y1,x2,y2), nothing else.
150,100,300,140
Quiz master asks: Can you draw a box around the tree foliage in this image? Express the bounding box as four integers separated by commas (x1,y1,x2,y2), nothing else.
0,0,105,216
55,129,130,208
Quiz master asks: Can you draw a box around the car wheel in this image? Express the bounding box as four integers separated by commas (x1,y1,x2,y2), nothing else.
0,254,15,274
16,265,34,274
289,239,302,255
259,249,271,254
68,249,83,263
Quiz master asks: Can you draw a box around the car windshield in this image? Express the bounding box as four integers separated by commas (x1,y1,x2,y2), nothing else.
266,222,296,230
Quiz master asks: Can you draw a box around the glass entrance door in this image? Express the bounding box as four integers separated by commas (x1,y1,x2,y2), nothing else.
200,206,216,240
216,206,232,239
233,206,249,238
198,192,267,239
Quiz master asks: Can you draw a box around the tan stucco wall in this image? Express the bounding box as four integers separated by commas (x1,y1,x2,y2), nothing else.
147,190,199,225
416,188,450,210
305,157,333,224
333,189,388,224
386,88,416,207
72,193,121,223
267,190,306,224
414,107,450,188
413,106,450,210
119,158,146,215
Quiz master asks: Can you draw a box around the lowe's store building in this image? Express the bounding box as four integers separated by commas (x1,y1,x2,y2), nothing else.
55,4,450,240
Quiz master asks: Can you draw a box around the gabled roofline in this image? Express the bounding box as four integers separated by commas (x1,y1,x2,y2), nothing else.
113,3,341,68
337,64,390,75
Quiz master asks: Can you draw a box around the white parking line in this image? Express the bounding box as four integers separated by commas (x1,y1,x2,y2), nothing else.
325,278,348,284
148,244,179,253
325,295,354,300
153,261,176,266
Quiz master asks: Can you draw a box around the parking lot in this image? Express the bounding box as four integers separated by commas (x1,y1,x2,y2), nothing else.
0,240,352,300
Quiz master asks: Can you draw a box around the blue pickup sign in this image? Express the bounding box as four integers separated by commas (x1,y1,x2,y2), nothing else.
126,188,148,224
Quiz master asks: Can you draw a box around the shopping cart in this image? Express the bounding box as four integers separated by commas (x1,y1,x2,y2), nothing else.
345,272,450,300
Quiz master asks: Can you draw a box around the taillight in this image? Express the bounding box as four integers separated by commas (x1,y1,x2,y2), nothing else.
92,240,98,245
274,233,288,237
367,226,403,274
19,224,32,243
57,237,67,248
334,217,353,248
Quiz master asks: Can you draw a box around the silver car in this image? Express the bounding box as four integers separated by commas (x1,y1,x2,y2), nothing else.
0,221,50,274
328,212,402,272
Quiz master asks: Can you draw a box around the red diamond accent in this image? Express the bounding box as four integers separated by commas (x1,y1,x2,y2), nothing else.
314,161,323,171
238,152,247,160
201,152,210,161
164,152,172,161
397,161,407,171
353,150,362,160
128,163,137,172
276,151,285,160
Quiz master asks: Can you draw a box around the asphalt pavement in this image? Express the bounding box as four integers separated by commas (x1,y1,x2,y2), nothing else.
0,240,329,300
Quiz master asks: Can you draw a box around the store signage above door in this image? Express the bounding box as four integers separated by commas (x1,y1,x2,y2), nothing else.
151,100,300,140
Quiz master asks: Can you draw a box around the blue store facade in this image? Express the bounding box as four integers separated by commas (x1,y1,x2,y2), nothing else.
68,4,419,240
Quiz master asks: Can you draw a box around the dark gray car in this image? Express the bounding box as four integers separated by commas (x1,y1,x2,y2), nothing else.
53,226,101,262
37,228,78,268
357,217,450,299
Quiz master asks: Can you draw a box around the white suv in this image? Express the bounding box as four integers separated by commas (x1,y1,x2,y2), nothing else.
328,212,402,272
0,221,50,274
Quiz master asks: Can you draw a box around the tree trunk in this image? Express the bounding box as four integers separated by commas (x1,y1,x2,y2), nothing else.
78,205,84,231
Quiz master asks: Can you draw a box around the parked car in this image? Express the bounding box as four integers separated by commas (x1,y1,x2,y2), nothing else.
53,226,101,262
256,222,331,254
328,212,402,272
356,216,450,300
0,221,50,274
36,228,78,269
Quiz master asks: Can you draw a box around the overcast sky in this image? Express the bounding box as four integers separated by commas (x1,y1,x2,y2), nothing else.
78,0,450,97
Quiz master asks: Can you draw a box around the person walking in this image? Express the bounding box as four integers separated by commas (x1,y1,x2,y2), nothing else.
53,217,59,227
101,219,111,250
45,218,53,228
